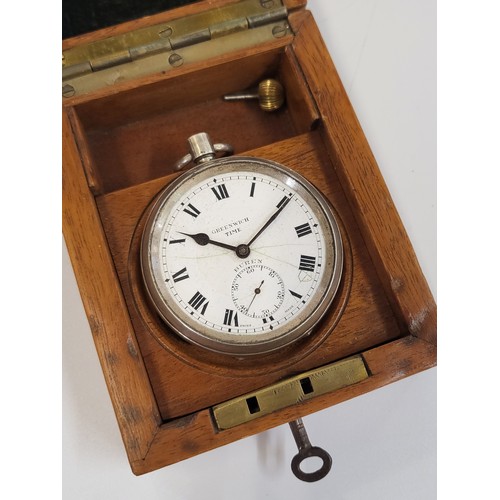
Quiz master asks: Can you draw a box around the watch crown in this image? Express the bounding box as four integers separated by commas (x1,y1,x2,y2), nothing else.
188,132,217,164
174,132,233,171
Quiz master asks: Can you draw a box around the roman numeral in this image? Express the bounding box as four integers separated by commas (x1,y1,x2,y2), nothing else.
188,291,209,315
211,184,229,200
183,203,201,218
276,195,291,209
249,182,256,197
299,255,316,272
289,290,303,299
262,316,275,324
171,267,189,283
295,222,313,238
223,309,239,327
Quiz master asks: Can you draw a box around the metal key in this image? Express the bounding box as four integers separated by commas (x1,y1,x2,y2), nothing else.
223,78,285,112
288,418,332,482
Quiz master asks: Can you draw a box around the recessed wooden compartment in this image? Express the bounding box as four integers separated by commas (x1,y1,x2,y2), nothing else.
69,45,317,195
96,131,402,420
63,1,435,476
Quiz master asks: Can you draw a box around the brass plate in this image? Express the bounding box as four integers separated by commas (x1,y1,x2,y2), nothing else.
212,356,369,429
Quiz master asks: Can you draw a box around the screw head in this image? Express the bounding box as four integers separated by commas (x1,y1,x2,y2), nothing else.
168,53,183,67
62,84,75,98
158,26,173,38
272,23,288,39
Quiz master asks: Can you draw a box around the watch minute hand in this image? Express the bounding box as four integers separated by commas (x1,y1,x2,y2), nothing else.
179,232,238,252
246,196,291,247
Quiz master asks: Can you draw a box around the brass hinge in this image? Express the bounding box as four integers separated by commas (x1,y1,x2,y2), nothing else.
62,0,290,98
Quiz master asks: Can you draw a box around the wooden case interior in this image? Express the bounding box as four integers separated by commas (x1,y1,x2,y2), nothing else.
67,46,402,421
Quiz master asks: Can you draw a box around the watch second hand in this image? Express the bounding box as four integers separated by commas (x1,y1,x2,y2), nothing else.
179,232,238,252
246,280,264,313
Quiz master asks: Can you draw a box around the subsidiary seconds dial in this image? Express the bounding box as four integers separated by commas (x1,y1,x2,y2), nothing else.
141,144,343,355
231,264,285,320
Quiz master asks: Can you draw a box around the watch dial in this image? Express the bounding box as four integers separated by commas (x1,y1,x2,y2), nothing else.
142,158,343,355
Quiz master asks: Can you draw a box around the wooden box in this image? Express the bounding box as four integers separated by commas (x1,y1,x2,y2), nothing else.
62,0,436,476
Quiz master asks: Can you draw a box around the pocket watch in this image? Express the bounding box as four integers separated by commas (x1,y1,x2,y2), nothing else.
140,133,344,356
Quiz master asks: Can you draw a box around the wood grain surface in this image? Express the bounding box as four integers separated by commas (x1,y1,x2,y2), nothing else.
292,12,437,345
63,110,160,465
132,335,435,474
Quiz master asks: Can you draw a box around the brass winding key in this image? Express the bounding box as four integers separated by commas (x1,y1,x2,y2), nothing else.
223,78,285,112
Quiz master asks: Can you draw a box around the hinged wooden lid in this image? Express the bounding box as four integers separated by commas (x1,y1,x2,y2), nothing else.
62,0,295,98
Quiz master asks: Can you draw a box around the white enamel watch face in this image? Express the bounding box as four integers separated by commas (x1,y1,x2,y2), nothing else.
141,157,343,356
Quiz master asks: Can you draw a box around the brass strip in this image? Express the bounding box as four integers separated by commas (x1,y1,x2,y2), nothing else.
212,356,369,430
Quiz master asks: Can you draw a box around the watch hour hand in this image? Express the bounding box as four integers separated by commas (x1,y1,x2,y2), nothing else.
179,232,238,252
